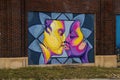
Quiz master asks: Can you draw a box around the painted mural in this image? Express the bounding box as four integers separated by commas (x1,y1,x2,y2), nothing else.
116,15,120,54
28,12,94,65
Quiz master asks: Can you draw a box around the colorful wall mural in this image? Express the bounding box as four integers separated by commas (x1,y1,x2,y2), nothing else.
116,15,120,54
28,12,94,65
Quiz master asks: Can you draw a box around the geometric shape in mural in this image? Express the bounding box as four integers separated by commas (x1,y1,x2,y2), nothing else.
81,28,92,39
57,58,68,64
64,21,74,36
39,13,51,24
39,53,44,64
28,39,42,52
51,59,61,64
57,14,68,20
65,58,73,64
38,34,44,43
73,14,85,27
28,25,44,38
51,13,61,19
65,13,73,20
73,58,82,63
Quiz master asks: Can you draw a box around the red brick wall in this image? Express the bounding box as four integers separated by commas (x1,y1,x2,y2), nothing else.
0,0,26,57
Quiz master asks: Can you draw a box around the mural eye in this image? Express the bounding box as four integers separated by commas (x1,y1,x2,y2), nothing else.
70,36,76,39
70,31,77,39
58,29,64,36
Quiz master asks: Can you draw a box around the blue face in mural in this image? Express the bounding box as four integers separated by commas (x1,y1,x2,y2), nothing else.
28,12,94,65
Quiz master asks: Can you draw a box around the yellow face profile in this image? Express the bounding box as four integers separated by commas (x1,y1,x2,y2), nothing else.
40,20,65,63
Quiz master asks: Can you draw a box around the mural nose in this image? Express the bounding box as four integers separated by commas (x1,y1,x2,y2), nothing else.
64,44,70,50
64,41,70,50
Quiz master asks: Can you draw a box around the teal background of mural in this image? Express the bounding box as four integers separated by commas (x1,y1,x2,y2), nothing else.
116,15,120,48
116,15,120,55
28,12,94,65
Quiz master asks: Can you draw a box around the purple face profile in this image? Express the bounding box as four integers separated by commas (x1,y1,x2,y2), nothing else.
64,20,91,63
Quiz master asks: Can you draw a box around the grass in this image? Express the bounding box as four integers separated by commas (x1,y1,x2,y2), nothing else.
0,65,120,79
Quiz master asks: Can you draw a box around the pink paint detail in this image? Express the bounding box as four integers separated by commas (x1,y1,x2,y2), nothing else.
71,21,80,30
76,42,86,52
64,20,90,63
65,34,70,42
71,37,78,46
74,22,79,30
64,43,70,50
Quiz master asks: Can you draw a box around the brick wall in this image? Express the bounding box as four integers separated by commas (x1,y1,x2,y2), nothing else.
0,0,119,57
0,0,26,57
